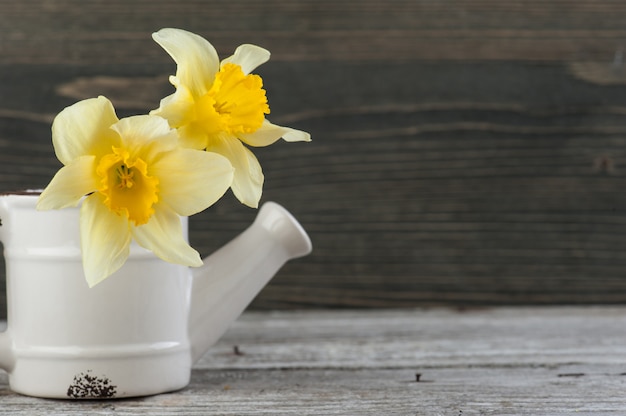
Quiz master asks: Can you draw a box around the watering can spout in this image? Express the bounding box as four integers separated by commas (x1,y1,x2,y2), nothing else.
187,202,312,363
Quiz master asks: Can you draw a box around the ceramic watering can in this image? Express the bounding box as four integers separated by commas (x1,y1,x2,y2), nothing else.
0,192,311,399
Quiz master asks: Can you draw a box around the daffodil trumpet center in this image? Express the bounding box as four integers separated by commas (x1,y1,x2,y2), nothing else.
194,63,270,137
97,147,159,226
116,164,135,189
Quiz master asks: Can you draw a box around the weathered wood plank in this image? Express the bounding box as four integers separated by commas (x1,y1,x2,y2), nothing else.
199,307,626,369
2,0,626,63
2,366,625,415
2,308,626,414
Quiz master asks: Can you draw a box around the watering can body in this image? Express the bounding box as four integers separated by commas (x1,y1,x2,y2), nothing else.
0,192,311,398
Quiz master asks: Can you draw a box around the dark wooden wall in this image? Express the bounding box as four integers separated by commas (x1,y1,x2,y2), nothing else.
1,1,626,316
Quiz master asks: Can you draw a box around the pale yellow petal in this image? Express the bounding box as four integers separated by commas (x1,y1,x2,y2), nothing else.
152,28,219,97
221,44,270,75
152,149,233,216
207,137,263,208
80,193,132,287
132,204,202,267
150,76,197,128
37,155,98,210
110,115,178,161
52,96,120,165
280,125,312,142
178,124,210,150
239,119,311,147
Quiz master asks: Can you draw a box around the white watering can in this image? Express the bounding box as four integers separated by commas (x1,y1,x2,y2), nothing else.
0,192,312,399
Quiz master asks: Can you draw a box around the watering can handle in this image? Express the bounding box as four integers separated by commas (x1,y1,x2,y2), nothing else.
0,197,14,372
0,330,11,372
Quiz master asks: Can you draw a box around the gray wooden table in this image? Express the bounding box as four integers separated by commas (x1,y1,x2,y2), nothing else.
1,307,626,415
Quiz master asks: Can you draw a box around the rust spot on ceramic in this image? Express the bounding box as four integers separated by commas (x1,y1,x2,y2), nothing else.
67,371,117,399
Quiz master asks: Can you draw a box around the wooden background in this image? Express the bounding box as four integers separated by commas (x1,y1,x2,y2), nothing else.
1,1,626,317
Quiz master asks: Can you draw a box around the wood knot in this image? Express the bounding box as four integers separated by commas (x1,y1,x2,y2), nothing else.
594,155,615,175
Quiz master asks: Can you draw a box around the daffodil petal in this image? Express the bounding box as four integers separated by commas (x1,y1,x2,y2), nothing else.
280,125,312,142
52,96,120,165
80,193,132,287
239,119,311,147
37,155,98,210
150,76,196,128
152,149,233,216
110,114,178,160
178,124,210,150
207,137,263,208
152,28,219,97
221,44,270,75
132,205,202,267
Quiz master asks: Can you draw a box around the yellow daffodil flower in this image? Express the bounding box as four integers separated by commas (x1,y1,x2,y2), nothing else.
150,28,311,208
37,96,234,287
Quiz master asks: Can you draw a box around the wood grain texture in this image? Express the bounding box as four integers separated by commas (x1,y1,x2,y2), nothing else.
2,1,626,315
2,307,626,414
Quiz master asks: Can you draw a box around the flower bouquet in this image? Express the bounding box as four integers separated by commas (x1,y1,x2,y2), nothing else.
38,28,310,287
